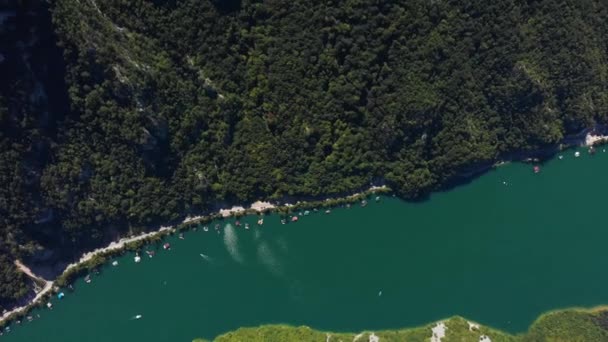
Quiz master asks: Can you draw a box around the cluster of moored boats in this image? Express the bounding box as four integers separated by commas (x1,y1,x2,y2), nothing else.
4,195,382,336
0,312,41,335
533,147,606,174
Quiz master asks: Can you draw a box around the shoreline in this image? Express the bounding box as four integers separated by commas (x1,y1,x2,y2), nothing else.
200,305,608,342
0,185,389,327
2,131,607,327
585,132,608,147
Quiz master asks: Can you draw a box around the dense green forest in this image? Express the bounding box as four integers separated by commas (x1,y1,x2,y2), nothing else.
1,0,608,308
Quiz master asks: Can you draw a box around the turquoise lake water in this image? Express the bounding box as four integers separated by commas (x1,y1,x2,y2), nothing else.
3,147,608,341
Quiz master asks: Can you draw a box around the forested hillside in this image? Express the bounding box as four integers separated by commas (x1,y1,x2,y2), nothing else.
2,0,608,308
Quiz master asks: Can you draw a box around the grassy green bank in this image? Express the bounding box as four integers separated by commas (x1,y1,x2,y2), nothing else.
195,307,608,342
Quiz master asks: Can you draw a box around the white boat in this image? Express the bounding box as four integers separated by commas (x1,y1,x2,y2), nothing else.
575,151,581,157
112,261,119,266
135,314,142,320
134,255,141,263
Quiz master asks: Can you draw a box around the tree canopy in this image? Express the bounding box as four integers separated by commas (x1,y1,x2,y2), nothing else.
1,0,608,305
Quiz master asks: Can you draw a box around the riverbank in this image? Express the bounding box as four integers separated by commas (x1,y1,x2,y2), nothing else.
586,132,608,147
0,185,390,328
441,129,608,193
199,306,608,342
4,153,608,341
2,127,604,327
2,128,606,330
0,262,53,324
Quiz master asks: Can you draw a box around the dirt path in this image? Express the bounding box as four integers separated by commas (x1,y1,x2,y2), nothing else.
0,261,54,323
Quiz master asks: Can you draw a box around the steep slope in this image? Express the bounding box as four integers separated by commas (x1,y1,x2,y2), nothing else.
1,0,608,307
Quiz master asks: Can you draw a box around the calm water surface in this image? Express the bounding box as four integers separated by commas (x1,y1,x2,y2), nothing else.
4,148,608,341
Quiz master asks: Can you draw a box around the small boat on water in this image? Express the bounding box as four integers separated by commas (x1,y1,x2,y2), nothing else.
203,226,209,232
245,223,250,229
281,219,286,224
533,165,540,173
291,216,299,222
214,224,220,230
163,242,171,250
46,302,53,309
361,200,368,207
57,292,65,299
375,196,380,202
112,260,119,266
325,209,331,214
135,314,142,320
146,250,155,258
304,210,310,215
178,233,185,240
575,151,581,157
235,220,241,227
134,254,141,263
85,275,92,283
257,218,264,225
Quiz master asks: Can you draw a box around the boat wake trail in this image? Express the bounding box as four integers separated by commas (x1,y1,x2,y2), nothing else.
257,241,283,277
223,224,244,264
199,253,212,262
277,237,288,253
